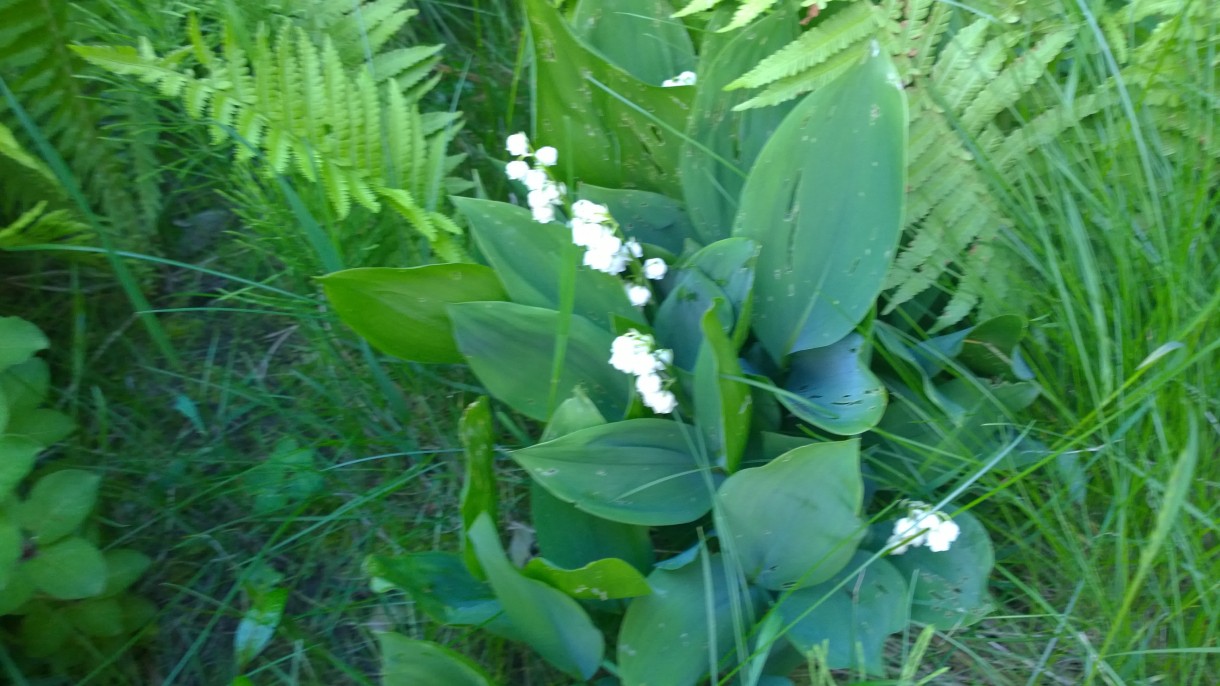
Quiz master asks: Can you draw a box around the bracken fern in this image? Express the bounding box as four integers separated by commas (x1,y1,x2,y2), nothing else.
74,12,469,261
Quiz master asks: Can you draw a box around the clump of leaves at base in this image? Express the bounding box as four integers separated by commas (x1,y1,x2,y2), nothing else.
0,316,155,676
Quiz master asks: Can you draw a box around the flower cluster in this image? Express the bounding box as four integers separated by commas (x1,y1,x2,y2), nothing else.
885,501,961,555
609,330,676,414
505,132,563,223
661,70,697,88
503,135,670,306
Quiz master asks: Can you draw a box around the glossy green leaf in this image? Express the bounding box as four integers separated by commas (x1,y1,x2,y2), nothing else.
0,435,40,501
454,197,641,329
320,264,508,364
378,632,494,686
687,237,758,332
618,552,762,686
955,315,1033,380
0,317,49,370
0,357,49,414
365,553,509,631
101,549,152,597
18,469,100,544
18,601,74,658
570,0,695,86
735,51,906,359
877,378,1041,488
541,387,607,442
775,552,908,674
522,556,651,600
779,332,887,435
682,8,798,243
460,397,498,576
0,565,34,614
513,419,715,526
577,185,693,254
715,440,864,590
655,268,733,370
450,301,630,422
532,482,654,573
67,597,125,637
886,510,994,628
235,586,288,667
525,0,693,196
468,514,604,679
695,303,751,472
0,514,19,589
25,536,107,600
5,408,74,447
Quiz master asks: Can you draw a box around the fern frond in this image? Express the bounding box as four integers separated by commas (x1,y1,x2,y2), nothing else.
0,0,161,239
672,0,729,19
728,1,879,90
74,17,464,256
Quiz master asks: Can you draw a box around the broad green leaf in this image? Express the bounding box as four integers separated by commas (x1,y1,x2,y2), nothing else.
775,552,908,674
955,315,1033,381
694,303,751,472
877,378,1041,488
5,408,74,447
735,50,907,359
120,593,159,632
0,565,34,614
655,268,733,370
0,386,7,434
521,556,652,600
779,332,887,435
67,597,125,637
0,317,49,370
618,552,762,686
453,198,641,329
687,237,759,334
18,601,74,658
378,632,494,686
570,0,696,86
541,387,606,442
460,397,498,576
25,536,107,600
101,549,152,597
243,438,325,514
525,0,693,196
468,514,604,679
365,553,510,632
532,483,655,573
513,419,716,526
0,514,19,588
18,469,100,544
0,435,40,501
577,184,693,254
682,8,799,243
715,440,864,590
450,301,630,422
235,586,288,667
320,264,508,364
0,358,49,414
886,510,994,628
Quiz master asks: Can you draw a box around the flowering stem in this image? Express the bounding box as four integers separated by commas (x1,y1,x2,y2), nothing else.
547,238,581,417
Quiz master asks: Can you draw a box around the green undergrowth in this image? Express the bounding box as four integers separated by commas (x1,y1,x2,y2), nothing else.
1,0,1216,684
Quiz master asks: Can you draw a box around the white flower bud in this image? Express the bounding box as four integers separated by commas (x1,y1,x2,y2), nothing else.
531,204,556,224
625,239,643,258
523,169,549,192
505,160,530,181
642,257,668,280
626,283,652,307
534,146,558,166
635,371,663,395
506,132,530,157
644,389,677,414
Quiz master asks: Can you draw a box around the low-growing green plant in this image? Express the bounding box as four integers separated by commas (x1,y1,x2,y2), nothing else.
322,10,1041,674
0,316,154,679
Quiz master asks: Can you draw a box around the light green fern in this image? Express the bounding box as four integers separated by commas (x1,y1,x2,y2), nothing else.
0,122,91,248
0,0,159,240
73,16,467,260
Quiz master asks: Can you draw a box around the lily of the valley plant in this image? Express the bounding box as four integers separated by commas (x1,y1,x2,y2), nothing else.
322,3,1031,683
